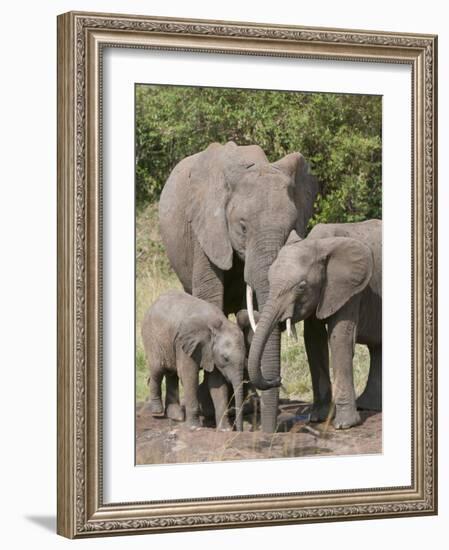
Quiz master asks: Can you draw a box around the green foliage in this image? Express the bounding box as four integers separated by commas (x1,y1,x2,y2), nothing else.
135,85,381,224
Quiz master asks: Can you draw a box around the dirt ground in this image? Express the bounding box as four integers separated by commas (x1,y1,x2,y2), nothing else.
136,400,382,465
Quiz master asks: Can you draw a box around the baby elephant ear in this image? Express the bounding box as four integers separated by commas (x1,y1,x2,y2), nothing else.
316,237,374,320
199,343,214,373
177,321,215,372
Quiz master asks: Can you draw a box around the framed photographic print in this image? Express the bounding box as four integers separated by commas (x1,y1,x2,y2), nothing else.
57,11,437,538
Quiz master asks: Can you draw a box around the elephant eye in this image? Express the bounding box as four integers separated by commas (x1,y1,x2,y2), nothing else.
240,220,247,234
297,280,307,292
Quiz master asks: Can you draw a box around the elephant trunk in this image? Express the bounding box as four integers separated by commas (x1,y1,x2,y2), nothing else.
247,297,283,391
245,228,288,432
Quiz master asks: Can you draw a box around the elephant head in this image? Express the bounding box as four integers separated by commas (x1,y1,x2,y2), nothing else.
187,142,319,430
177,314,246,431
187,142,318,279
248,230,374,390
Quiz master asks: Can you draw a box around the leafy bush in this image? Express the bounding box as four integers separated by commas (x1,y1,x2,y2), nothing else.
135,85,381,225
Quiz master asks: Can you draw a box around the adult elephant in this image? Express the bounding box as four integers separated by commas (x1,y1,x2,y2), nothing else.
159,141,319,432
248,220,382,429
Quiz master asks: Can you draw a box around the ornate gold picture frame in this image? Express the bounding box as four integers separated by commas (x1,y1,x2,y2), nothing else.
57,11,437,538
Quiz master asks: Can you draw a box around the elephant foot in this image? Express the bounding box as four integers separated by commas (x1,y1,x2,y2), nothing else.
309,402,332,423
149,398,164,417
216,418,232,432
166,403,185,422
356,391,382,412
216,425,232,432
333,406,361,430
185,417,201,430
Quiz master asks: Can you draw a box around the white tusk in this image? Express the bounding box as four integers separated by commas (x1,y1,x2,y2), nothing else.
246,285,258,333
291,322,298,341
286,318,297,340
286,318,293,338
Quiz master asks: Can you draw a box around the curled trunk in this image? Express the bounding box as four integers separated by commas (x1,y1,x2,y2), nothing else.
245,229,288,432
248,297,283,391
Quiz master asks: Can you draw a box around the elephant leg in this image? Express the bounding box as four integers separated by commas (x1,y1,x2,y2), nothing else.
327,300,361,429
177,352,201,428
304,316,332,422
242,380,259,415
191,239,225,426
260,325,281,433
165,372,184,421
357,345,382,411
207,369,232,431
148,368,164,417
198,378,215,420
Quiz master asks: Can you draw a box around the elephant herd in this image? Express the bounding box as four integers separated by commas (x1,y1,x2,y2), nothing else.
142,141,382,434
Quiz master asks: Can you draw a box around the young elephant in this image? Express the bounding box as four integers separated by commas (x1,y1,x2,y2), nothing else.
141,290,247,430
198,309,260,422
248,220,382,430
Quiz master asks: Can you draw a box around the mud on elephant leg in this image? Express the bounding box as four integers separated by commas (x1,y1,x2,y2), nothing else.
165,372,184,421
304,316,332,423
357,345,382,411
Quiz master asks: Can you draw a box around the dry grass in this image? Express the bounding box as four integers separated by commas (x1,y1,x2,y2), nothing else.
280,325,370,402
135,202,370,405
136,203,181,401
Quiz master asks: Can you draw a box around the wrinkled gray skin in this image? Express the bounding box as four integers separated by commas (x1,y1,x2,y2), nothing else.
142,290,247,431
236,309,261,354
248,220,382,430
159,141,319,432
198,309,261,421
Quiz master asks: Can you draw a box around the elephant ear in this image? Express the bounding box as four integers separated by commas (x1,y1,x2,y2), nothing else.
273,152,320,237
316,237,374,320
187,143,233,271
177,317,217,372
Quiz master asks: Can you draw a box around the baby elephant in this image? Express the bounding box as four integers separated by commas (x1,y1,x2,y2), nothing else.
198,308,261,422
141,290,247,430
248,219,382,430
